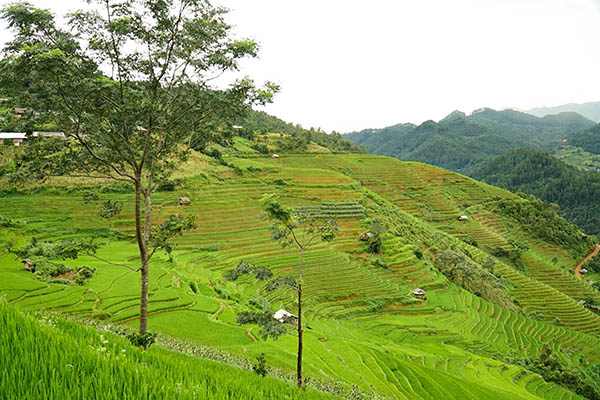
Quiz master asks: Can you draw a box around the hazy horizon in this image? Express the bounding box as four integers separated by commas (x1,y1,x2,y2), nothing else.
1,0,599,132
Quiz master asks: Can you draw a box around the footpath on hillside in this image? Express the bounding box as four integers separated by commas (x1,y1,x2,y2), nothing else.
575,244,600,279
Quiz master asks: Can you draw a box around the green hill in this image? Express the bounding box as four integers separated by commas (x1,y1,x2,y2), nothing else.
342,109,594,173
2,148,600,399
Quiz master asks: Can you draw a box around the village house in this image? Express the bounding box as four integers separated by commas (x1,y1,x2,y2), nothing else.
33,131,66,139
412,288,426,299
0,132,26,145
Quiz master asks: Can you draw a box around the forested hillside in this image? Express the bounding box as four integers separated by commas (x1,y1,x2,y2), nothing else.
468,148,600,235
567,124,600,155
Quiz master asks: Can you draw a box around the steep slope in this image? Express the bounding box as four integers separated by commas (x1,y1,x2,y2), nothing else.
0,300,338,400
1,152,600,399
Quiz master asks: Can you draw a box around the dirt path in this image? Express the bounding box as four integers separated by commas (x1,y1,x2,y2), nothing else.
575,244,600,279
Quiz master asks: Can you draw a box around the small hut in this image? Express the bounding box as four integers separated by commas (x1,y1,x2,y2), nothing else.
412,288,426,299
580,268,588,275
359,232,374,241
271,154,280,158
579,300,587,307
273,309,298,325
178,196,191,206
22,259,36,273
458,215,469,222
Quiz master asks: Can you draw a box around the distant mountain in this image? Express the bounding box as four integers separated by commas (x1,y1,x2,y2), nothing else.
343,108,595,172
527,102,600,122
467,109,594,148
468,148,600,235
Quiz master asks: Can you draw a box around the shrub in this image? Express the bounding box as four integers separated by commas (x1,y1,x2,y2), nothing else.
252,353,267,377
127,332,158,350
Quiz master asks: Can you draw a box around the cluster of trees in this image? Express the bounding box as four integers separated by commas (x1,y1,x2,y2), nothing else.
0,0,278,337
470,148,600,236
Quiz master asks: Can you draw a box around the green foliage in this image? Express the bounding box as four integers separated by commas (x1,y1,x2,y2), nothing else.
12,238,97,260
98,200,123,219
151,215,196,254
0,215,24,228
253,353,268,377
583,254,600,273
126,332,158,350
224,260,273,281
237,311,287,340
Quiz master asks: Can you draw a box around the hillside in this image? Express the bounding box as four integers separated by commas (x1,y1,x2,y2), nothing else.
343,109,594,173
468,148,600,236
527,102,600,123
2,149,600,399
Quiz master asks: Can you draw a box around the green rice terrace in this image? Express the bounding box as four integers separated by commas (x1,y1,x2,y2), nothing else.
3,146,600,399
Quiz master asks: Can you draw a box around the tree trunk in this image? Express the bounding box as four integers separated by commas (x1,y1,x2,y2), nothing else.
134,181,150,334
297,247,304,388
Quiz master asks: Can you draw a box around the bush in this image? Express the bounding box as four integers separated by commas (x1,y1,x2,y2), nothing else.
127,332,158,350
252,353,267,377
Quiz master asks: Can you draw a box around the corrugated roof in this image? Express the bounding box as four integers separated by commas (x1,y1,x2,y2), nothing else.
0,132,26,140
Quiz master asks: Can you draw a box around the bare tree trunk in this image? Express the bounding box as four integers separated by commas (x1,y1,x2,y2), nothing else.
297,247,304,388
134,181,150,334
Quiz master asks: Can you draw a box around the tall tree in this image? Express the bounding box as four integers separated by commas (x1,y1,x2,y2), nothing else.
0,0,277,334
262,196,337,388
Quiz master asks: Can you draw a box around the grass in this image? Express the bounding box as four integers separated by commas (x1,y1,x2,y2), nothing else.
0,299,340,400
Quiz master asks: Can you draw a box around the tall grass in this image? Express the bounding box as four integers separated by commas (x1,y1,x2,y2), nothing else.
0,300,338,400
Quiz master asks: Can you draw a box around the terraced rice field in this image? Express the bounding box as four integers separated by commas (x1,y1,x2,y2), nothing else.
1,152,599,399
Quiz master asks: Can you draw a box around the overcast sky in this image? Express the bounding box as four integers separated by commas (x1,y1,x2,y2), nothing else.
1,0,600,132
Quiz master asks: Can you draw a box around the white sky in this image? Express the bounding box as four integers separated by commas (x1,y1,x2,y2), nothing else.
2,0,600,132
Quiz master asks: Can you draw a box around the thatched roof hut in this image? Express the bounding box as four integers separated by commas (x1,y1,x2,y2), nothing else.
580,268,588,275
21,259,35,273
178,196,191,206
359,232,374,241
458,215,469,221
412,288,426,298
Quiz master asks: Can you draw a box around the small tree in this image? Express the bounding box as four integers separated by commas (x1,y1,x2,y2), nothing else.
262,195,338,388
0,0,277,334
